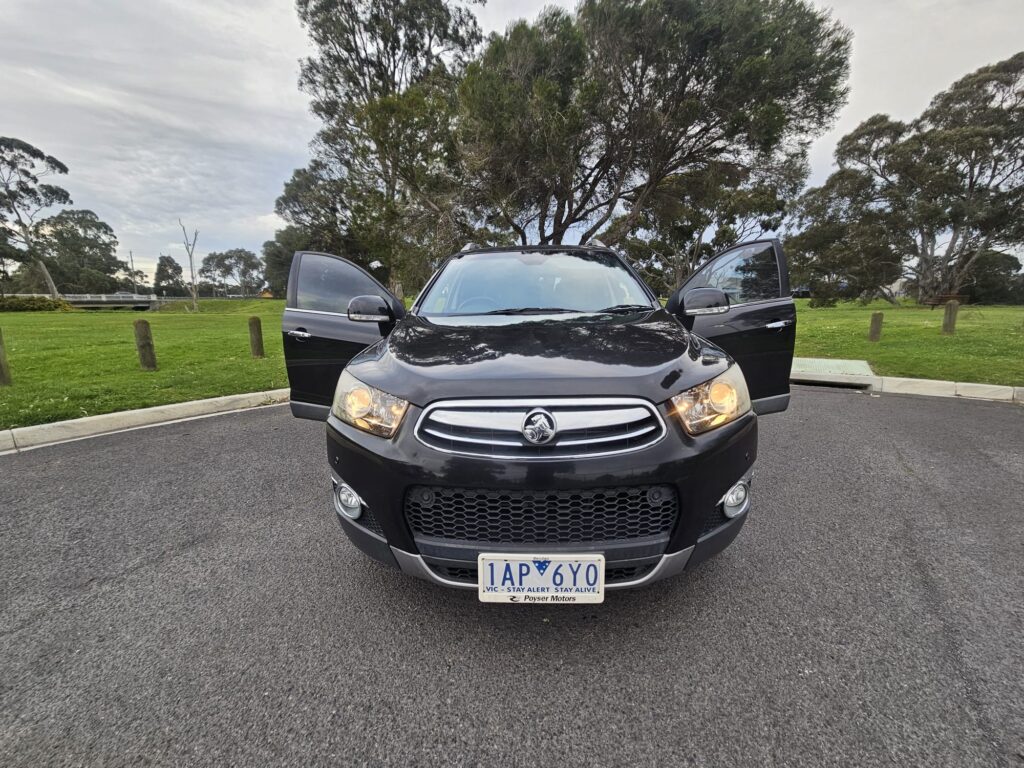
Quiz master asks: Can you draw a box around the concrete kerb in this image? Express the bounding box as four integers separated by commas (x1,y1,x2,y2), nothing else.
3,388,289,454
794,372,1019,403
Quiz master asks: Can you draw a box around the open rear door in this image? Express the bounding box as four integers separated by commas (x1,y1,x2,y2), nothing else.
669,239,795,415
282,251,404,420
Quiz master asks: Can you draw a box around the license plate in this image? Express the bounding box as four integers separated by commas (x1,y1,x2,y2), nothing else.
477,553,605,604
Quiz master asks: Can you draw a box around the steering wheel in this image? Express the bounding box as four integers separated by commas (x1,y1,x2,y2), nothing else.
456,296,501,313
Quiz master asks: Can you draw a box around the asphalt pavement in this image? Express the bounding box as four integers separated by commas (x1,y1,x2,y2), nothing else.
1,386,1022,766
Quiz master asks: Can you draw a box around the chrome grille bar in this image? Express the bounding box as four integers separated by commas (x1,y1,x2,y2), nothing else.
414,397,666,459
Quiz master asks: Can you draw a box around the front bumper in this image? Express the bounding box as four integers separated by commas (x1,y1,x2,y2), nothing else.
326,402,757,589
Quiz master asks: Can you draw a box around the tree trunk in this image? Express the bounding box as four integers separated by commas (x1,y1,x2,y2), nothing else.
34,258,60,298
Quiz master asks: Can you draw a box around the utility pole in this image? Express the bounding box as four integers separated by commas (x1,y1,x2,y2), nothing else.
129,250,137,293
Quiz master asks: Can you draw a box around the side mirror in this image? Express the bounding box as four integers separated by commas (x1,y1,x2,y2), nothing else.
675,287,730,316
347,294,394,323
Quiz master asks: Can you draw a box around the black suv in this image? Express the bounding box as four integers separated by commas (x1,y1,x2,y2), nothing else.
282,242,795,603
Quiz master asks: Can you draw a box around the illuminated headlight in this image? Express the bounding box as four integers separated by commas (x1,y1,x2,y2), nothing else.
670,364,752,435
331,369,409,438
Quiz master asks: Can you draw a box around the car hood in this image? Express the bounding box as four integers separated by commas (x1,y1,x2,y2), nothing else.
347,309,731,406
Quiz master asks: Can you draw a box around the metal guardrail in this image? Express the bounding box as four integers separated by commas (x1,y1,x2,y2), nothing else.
10,293,265,304
13,292,157,301
11,293,159,307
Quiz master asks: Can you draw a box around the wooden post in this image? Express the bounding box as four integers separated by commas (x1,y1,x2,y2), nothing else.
133,319,157,370
0,328,11,386
941,300,959,335
868,312,883,342
248,316,265,358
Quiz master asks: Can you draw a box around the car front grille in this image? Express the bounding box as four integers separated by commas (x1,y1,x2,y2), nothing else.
405,485,678,544
414,398,666,459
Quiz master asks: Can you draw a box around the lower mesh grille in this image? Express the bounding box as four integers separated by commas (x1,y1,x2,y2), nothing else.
405,485,678,544
605,564,655,582
700,506,730,537
354,507,385,537
435,566,477,582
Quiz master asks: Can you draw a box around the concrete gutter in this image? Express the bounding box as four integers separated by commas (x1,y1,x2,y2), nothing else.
2,389,289,454
790,357,1022,404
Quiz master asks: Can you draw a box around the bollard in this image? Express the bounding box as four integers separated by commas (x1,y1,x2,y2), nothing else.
941,300,959,335
868,312,883,342
0,328,11,386
248,316,265,359
133,319,158,370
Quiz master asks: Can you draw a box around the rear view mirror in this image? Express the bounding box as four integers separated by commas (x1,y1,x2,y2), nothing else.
347,295,394,323
681,287,730,316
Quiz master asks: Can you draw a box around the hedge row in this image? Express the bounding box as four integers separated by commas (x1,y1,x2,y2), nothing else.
0,296,75,312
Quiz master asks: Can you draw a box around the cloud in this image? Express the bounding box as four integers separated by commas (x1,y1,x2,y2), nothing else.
3,0,1021,280
806,0,1024,184
2,0,317,278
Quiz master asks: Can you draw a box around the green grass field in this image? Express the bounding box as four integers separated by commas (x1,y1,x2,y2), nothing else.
0,298,1021,430
0,300,288,429
794,299,1024,386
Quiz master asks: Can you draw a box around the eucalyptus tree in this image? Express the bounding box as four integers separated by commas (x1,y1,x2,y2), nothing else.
458,0,852,246
262,226,313,297
280,0,484,278
200,249,264,296
37,209,125,293
154,255,187,296
794,52,1024,302
0,137,72,297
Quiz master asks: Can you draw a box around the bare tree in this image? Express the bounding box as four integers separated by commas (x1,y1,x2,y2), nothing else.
179,219,199,312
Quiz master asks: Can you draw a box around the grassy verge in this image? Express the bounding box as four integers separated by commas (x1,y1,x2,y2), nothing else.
0,298,1020,430
795,299,1024,386
0,300,287,429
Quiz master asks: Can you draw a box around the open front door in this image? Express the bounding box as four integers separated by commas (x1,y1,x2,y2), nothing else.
282,251,404,420
668,239,795,415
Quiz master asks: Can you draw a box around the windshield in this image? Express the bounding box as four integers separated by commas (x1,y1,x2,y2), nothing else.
417,250,655,316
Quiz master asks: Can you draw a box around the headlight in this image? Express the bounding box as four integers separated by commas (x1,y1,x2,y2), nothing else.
670,364,751,435
331,369,409,438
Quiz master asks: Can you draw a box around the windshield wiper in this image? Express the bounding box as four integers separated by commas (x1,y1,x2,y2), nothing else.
482,307,577,315
595,304,656,314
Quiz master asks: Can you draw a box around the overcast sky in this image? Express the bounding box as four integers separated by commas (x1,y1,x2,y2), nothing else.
3,0,1022,280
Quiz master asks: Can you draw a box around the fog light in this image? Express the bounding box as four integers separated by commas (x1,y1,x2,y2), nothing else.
723,481,749,518
334,482,363,520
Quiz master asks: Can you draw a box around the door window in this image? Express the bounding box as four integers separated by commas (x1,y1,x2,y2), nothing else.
687,243,781,305
293,253,385,313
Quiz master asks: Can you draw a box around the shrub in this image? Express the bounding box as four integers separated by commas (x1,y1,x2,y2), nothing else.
0,296,75,312
808,295,839,308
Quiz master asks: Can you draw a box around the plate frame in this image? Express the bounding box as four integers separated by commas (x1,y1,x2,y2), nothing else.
477,552,606,604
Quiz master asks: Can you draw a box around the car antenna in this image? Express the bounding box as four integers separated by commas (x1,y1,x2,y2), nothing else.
459,242,481,252
585,238,608,248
